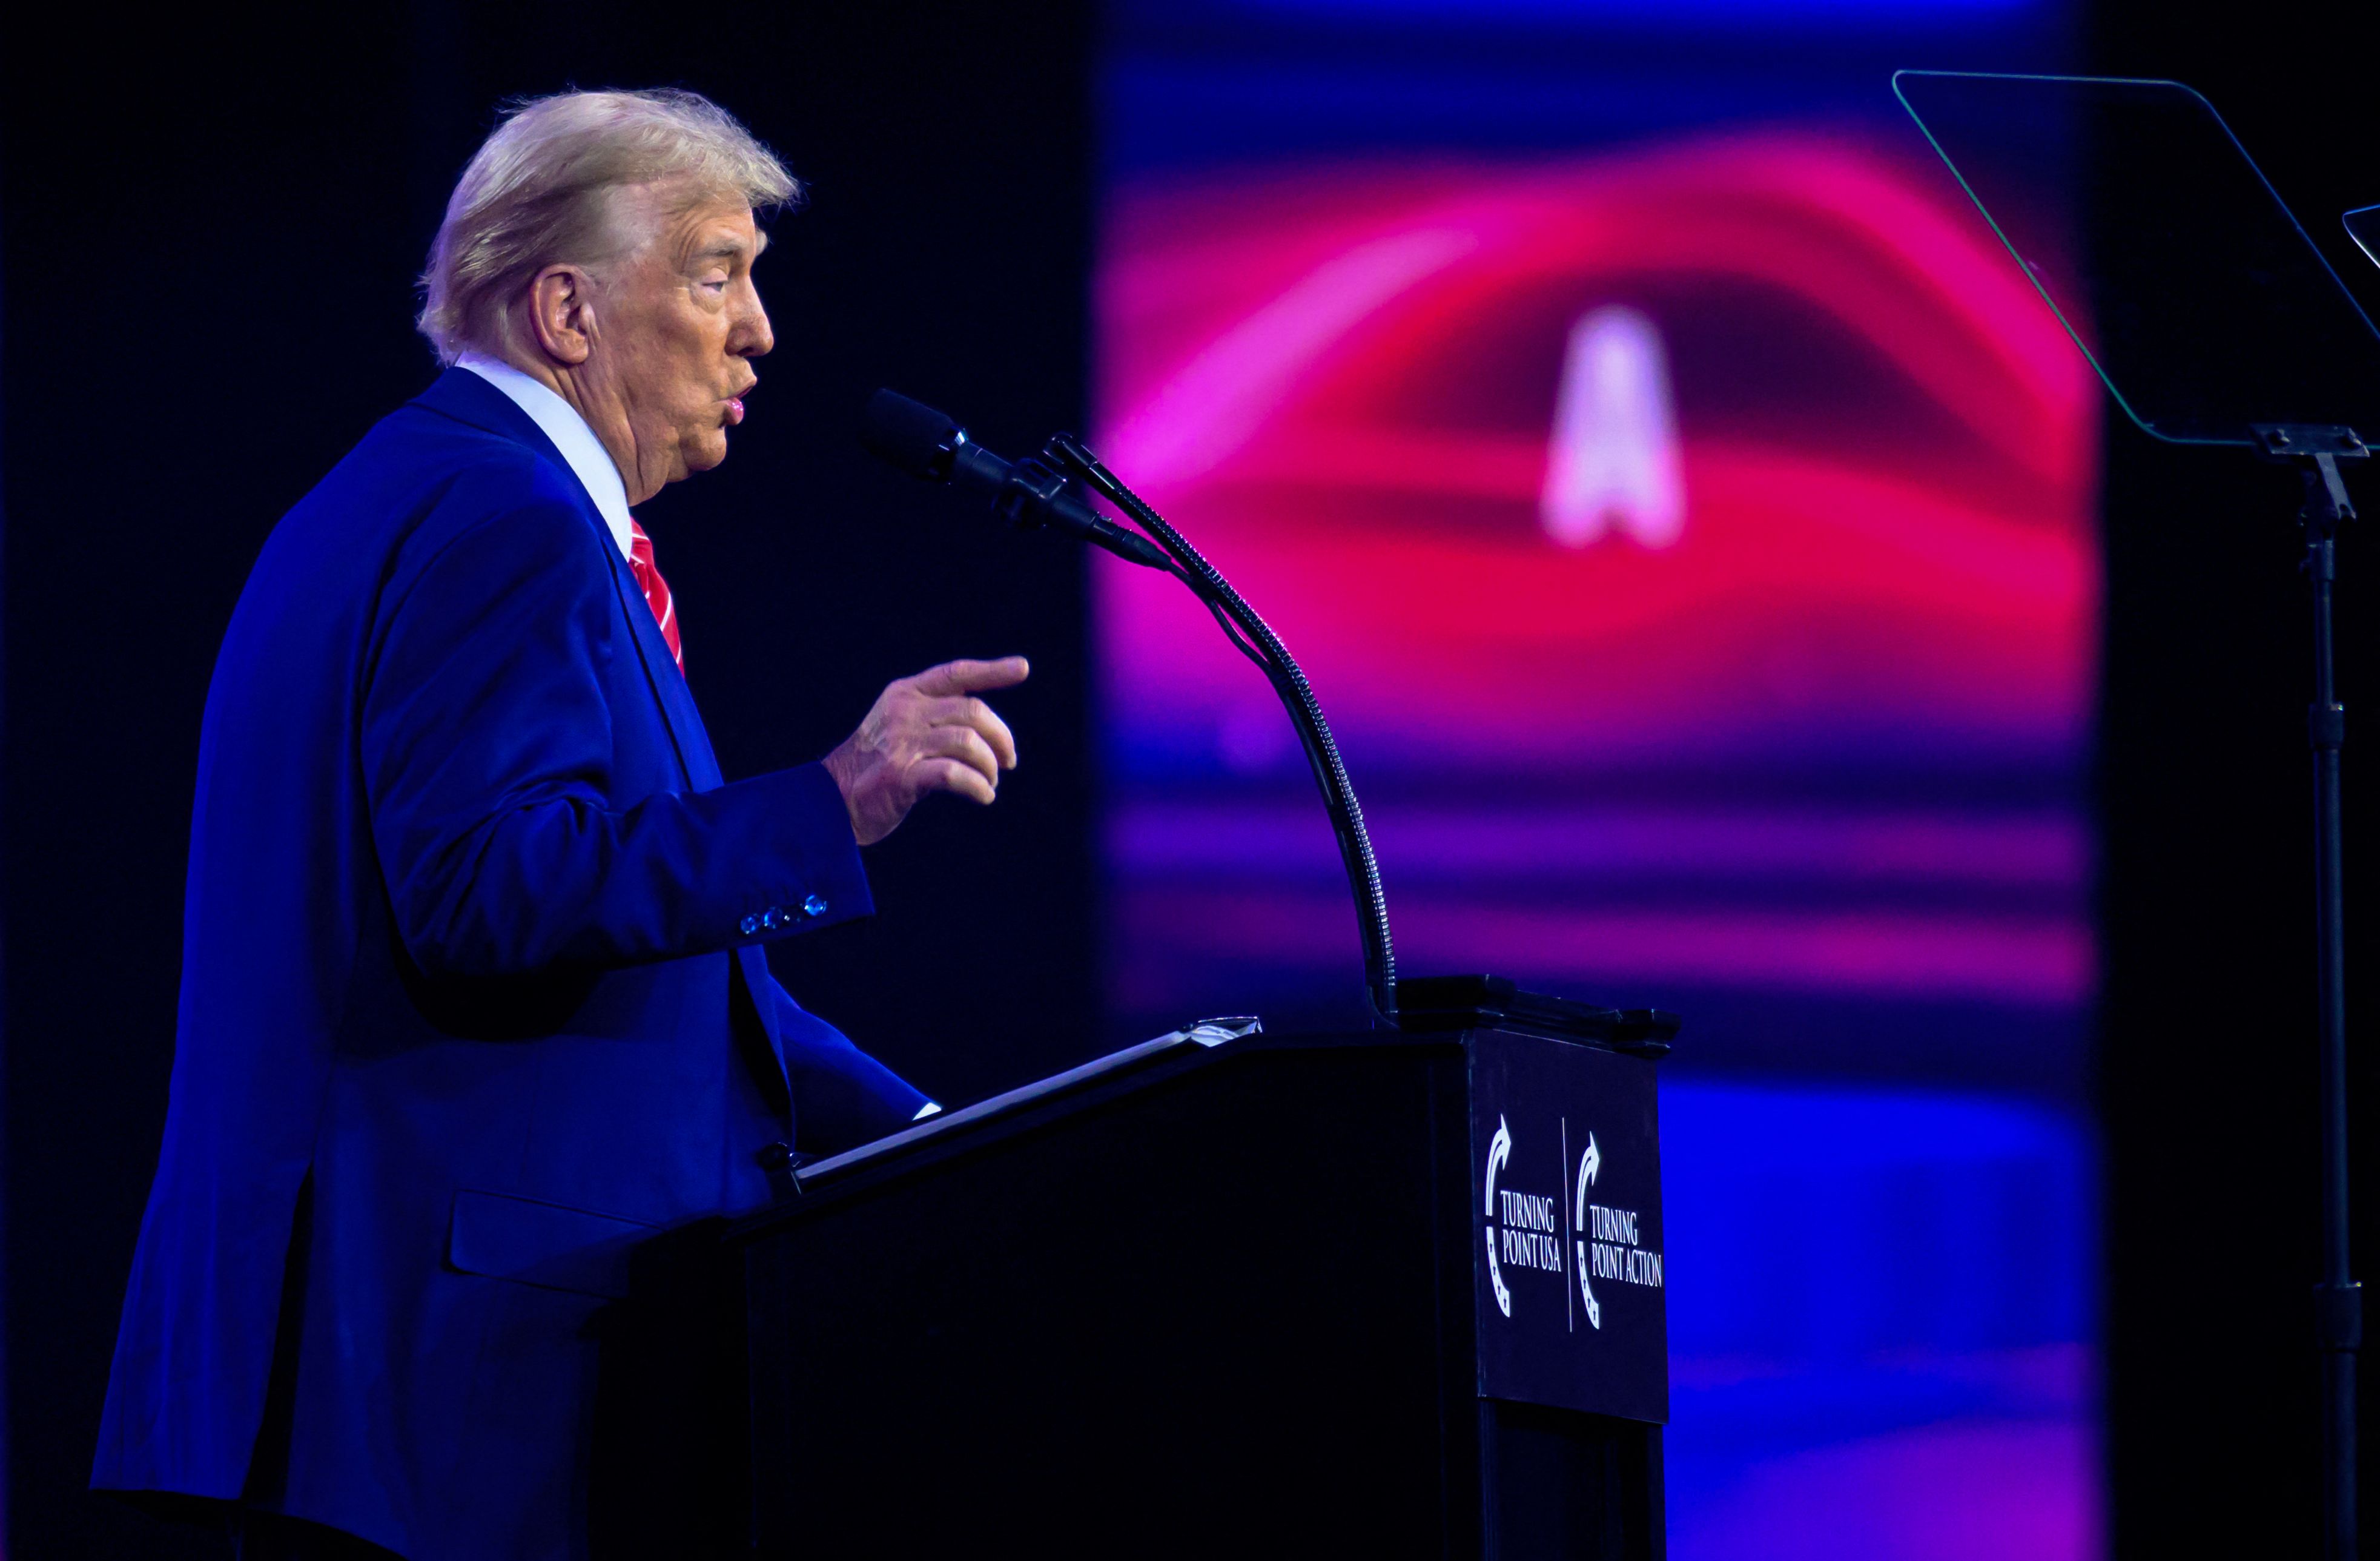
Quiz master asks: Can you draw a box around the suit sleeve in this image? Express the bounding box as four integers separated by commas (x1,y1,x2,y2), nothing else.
756,974,935,1157
362,483,871,978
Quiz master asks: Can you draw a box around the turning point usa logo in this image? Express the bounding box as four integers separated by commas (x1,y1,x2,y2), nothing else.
1483,1114,1663,1332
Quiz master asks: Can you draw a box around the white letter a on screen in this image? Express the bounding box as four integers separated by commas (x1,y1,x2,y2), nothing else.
1539,306,1685,550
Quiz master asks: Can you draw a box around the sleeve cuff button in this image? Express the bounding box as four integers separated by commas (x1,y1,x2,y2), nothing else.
738,913,761,936
802,894,828,919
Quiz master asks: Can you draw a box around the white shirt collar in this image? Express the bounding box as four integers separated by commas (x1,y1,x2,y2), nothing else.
456,353,635,559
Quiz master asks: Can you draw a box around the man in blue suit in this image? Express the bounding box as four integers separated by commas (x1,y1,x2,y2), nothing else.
92,89,1026,1559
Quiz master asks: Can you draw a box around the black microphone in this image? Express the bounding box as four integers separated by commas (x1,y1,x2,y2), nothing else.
861,389,1172,570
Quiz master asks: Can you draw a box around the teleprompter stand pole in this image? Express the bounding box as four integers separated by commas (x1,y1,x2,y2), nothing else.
2257,422,2368,1560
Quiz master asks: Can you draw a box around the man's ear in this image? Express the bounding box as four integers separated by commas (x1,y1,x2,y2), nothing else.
525,265,595,367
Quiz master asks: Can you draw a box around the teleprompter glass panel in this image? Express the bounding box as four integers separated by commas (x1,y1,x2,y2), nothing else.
2346,206,2380,274
1895,71,2380,446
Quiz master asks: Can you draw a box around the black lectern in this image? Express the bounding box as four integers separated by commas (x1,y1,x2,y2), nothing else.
602,1011,1671,1559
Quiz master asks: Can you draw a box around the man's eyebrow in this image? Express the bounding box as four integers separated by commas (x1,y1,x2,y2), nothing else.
693,233,761,263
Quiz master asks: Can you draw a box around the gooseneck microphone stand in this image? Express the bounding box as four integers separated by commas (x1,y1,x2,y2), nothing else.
854,386,1398,1028
2259,423,2369,1560
863,385,1677,1043
1040,432,1400,1029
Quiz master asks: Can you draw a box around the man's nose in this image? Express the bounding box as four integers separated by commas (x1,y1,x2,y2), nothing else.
735,299,775,358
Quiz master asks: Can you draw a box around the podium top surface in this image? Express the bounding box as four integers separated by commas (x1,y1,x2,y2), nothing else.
1394,974,1678,1054
753,1023,1426,1216
730,1011,1666,1248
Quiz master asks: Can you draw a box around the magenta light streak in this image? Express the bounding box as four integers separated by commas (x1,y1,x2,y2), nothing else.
1101,225,1483,486
1093,133,2101,775
1116,888,2094,1007
1092,439,2096,765
1110,803,2091,890
1099,136,2094,492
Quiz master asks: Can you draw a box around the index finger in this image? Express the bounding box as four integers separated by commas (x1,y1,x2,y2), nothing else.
910,656,1031,697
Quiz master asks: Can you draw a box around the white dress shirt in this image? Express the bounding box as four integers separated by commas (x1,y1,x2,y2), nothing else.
456,353,635,560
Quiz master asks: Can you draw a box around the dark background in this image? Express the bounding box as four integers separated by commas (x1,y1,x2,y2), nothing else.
0,4,1097,1554
2084,7,2380,1559
1,1,2375,1556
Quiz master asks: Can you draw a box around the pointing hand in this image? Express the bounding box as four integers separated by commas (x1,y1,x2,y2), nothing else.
822,657,1030,845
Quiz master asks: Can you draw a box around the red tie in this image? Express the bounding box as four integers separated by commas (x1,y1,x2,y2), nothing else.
627,520,683,673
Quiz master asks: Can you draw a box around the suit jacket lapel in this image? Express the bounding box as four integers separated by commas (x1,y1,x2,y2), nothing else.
603,561,724,790
409,368,725,793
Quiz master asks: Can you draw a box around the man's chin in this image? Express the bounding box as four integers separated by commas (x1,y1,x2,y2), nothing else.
683,431,731,473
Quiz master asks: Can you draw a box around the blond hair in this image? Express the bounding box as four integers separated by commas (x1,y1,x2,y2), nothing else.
417,88,798,363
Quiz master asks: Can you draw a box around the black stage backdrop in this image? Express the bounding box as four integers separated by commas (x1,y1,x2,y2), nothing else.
2081,13,2380,1559
0,4,1094,1554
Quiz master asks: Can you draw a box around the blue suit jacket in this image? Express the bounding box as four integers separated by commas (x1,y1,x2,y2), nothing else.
93,368,926,1558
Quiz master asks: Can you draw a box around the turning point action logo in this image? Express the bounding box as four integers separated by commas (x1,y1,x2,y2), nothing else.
1483,1114,1663,1331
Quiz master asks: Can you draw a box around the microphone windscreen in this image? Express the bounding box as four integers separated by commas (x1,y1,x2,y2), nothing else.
860,389,959,479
